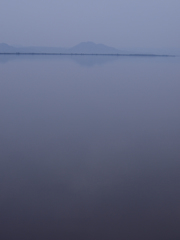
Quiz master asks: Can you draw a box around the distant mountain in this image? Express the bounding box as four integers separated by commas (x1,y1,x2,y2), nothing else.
18,46,66,53
0,43,65,53
0,42,121,54
0,43,16,53
1,42,178,55
66,42,121,54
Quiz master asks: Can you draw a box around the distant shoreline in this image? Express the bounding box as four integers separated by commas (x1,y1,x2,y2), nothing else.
0,52,174,57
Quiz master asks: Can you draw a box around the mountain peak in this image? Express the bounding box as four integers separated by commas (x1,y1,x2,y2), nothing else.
0,42,121,54
0,43,16,53
0,43,11,47
68,42,120,54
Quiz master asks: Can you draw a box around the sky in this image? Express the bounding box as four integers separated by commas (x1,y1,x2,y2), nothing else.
1,0,180,49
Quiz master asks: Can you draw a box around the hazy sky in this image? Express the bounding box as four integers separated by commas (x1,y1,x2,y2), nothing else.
1,0,180,49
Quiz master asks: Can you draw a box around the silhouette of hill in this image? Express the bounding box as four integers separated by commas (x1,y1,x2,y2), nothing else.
0,43,65,53
0,43,16,53
66,42,121,54
0,42,177,56
0,42,121,54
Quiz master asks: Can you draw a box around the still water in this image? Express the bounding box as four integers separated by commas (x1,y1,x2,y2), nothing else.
0,55,180,239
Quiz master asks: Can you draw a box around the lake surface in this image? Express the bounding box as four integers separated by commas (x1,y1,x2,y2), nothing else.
0,55,180,239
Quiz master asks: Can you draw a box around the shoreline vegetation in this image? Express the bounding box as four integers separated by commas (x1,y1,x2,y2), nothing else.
0,52,174,57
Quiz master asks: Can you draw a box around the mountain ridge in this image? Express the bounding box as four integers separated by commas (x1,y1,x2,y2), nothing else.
0,42,122,54
67,42,122,54
0,42,178,55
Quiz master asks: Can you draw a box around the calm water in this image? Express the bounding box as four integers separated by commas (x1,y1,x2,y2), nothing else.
0,55,180,239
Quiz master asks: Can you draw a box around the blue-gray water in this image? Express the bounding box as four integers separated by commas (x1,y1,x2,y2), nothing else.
0,55,180,240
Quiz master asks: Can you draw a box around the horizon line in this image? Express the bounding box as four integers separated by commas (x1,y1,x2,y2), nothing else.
0,52,174,57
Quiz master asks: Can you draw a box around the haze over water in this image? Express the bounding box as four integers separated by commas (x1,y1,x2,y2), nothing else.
0,55,180,239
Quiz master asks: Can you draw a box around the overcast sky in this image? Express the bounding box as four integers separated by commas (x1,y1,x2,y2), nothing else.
1,0,180,49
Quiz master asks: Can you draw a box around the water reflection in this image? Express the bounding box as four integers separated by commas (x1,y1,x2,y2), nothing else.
0,56,180,239
0,54,120,66
0,53,177,66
